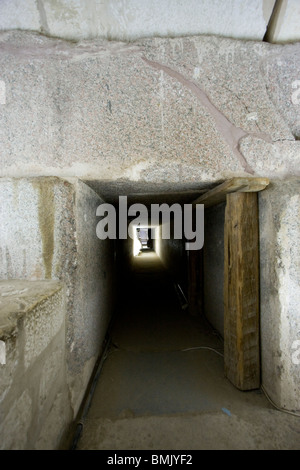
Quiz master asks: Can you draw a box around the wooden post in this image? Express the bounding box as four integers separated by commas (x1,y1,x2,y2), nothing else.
224,192,260,390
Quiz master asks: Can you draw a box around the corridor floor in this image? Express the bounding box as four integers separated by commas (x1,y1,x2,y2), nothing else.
76,252,300,450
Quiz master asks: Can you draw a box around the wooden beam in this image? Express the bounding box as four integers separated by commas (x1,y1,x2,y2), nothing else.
224,192,260,390
192,177,269,208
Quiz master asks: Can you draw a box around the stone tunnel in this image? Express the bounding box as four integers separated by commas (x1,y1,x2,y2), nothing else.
0,0,300,450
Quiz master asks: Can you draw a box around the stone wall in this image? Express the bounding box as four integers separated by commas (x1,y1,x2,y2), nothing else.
259,179,300,411
0,177,117,419
0,280,71,450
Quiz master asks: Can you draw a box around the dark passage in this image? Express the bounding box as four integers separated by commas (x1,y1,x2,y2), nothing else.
86,251,224,418
74,251,293,450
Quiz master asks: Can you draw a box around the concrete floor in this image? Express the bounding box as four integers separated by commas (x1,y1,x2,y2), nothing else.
76,252,300,450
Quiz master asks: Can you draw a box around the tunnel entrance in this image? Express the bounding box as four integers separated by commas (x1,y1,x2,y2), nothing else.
70,176,299,449
79,177,268,424
86,176,268,391
85,245,225,421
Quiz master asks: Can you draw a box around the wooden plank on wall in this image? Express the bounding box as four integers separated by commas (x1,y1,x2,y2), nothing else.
224,192,260,390
193,177,269,208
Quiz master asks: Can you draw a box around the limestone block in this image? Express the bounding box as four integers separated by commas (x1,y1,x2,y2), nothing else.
35,392,69,450
261,44,300,139
0,178,76,282
0,280,64,337
259,179,300,411
0,335,18,404
0,280,70,450
0,0,275,42
38,347,65,409
0,0,40,31
69,180,116,416
0,33,299,184
24,293,64,370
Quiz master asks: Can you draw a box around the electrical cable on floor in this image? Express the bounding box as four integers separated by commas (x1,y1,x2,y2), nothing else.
111,341,224,357
181,346,224,357
82,343,300,419
261,385,300,418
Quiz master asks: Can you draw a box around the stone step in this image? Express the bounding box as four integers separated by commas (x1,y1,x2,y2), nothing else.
0,280,72,450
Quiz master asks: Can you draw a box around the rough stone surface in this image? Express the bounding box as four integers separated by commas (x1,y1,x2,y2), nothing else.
0,178,75,282
0,0,275,42
259,178,300,412
261,44,300,139
0,280,62,337
0,280,72,450
24,292,64,370
68,180,117,416
0,27,299,440
0,178,117,417
0,32,299,189
35,392,69,450
0,389,33,450
0,0,41,32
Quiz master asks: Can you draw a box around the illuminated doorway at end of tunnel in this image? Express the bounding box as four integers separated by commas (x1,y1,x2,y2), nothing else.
132,225,160,257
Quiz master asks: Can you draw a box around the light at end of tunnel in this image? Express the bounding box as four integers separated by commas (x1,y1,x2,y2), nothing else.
133,226,142,257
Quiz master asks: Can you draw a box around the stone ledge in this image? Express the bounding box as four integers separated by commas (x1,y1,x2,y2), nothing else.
0,280,63,339
0,279,71,449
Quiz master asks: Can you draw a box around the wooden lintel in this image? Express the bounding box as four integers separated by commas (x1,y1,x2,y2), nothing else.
192,177,269,208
